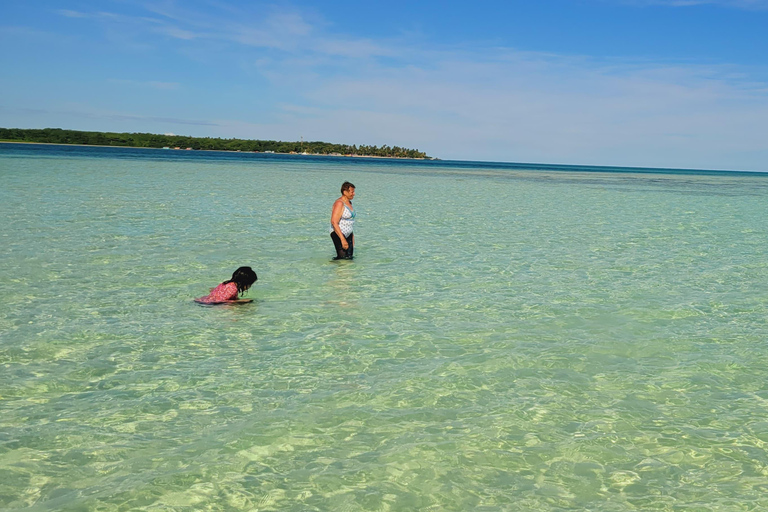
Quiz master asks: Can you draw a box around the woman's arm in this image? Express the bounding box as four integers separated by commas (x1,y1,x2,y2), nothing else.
330,200,349,249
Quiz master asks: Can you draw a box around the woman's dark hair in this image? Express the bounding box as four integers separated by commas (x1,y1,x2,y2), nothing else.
341,181,355,194
224,266,258,295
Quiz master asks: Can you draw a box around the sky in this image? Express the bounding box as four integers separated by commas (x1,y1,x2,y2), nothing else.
1,0,767,170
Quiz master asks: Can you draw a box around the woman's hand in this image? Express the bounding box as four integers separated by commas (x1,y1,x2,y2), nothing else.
341,238,349,250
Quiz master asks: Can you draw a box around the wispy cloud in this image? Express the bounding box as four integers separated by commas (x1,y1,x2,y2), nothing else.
108,79,181,90
57,9,150,22
611,0,768,9
105,113,218,126
56,7,202,41
236,44,768,167
154,26,198,40
40,2,768,169
55,3,402,59
230,12,312,50
0,105,218,127
0,25,59,38
58,9,89,18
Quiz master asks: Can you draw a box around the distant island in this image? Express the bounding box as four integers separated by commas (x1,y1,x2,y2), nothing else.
0,128,432,159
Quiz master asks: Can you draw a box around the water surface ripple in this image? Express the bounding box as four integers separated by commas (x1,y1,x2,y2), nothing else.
1,145,768,511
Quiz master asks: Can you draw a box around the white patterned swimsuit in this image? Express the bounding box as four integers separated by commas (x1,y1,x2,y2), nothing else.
330,203,355,237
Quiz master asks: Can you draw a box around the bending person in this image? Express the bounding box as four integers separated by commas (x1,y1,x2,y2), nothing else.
330,181,356,260
195,266,258,304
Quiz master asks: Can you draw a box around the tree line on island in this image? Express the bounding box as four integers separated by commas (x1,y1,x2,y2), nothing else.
0,128,432,159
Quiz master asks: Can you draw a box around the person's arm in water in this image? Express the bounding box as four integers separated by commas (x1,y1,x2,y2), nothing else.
330,199,349,250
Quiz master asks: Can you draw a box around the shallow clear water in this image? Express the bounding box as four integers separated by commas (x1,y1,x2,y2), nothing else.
2,144,768,511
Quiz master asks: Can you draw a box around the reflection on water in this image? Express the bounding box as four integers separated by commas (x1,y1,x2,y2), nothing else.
1,145,768,510
326,259,359,308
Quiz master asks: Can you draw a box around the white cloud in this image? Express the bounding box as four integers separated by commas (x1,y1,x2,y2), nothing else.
242,46,768,169
44,2,768,170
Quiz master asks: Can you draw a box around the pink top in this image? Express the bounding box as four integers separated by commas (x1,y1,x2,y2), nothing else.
196,281,239,304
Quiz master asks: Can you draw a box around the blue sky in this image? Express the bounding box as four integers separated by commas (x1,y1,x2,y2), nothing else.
2,0,767,170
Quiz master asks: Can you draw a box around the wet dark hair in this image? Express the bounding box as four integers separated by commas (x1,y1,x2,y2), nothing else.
224,266,258,295
341,181,355,194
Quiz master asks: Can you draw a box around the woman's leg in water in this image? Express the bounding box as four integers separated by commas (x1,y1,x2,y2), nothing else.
330,232,354,259
331,232,347,259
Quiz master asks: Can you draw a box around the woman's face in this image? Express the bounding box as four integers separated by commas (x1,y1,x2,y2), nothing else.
343,187,356,200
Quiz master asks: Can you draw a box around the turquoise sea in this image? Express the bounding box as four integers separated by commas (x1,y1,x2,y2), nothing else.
2,143,768,511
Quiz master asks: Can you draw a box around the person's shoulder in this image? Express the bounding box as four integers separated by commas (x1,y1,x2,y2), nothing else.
216,281,236,292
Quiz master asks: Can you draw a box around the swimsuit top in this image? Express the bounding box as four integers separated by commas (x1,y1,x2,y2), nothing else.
331,203,355,236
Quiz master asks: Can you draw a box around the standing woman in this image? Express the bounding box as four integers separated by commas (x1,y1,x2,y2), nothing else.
330,181,356,260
